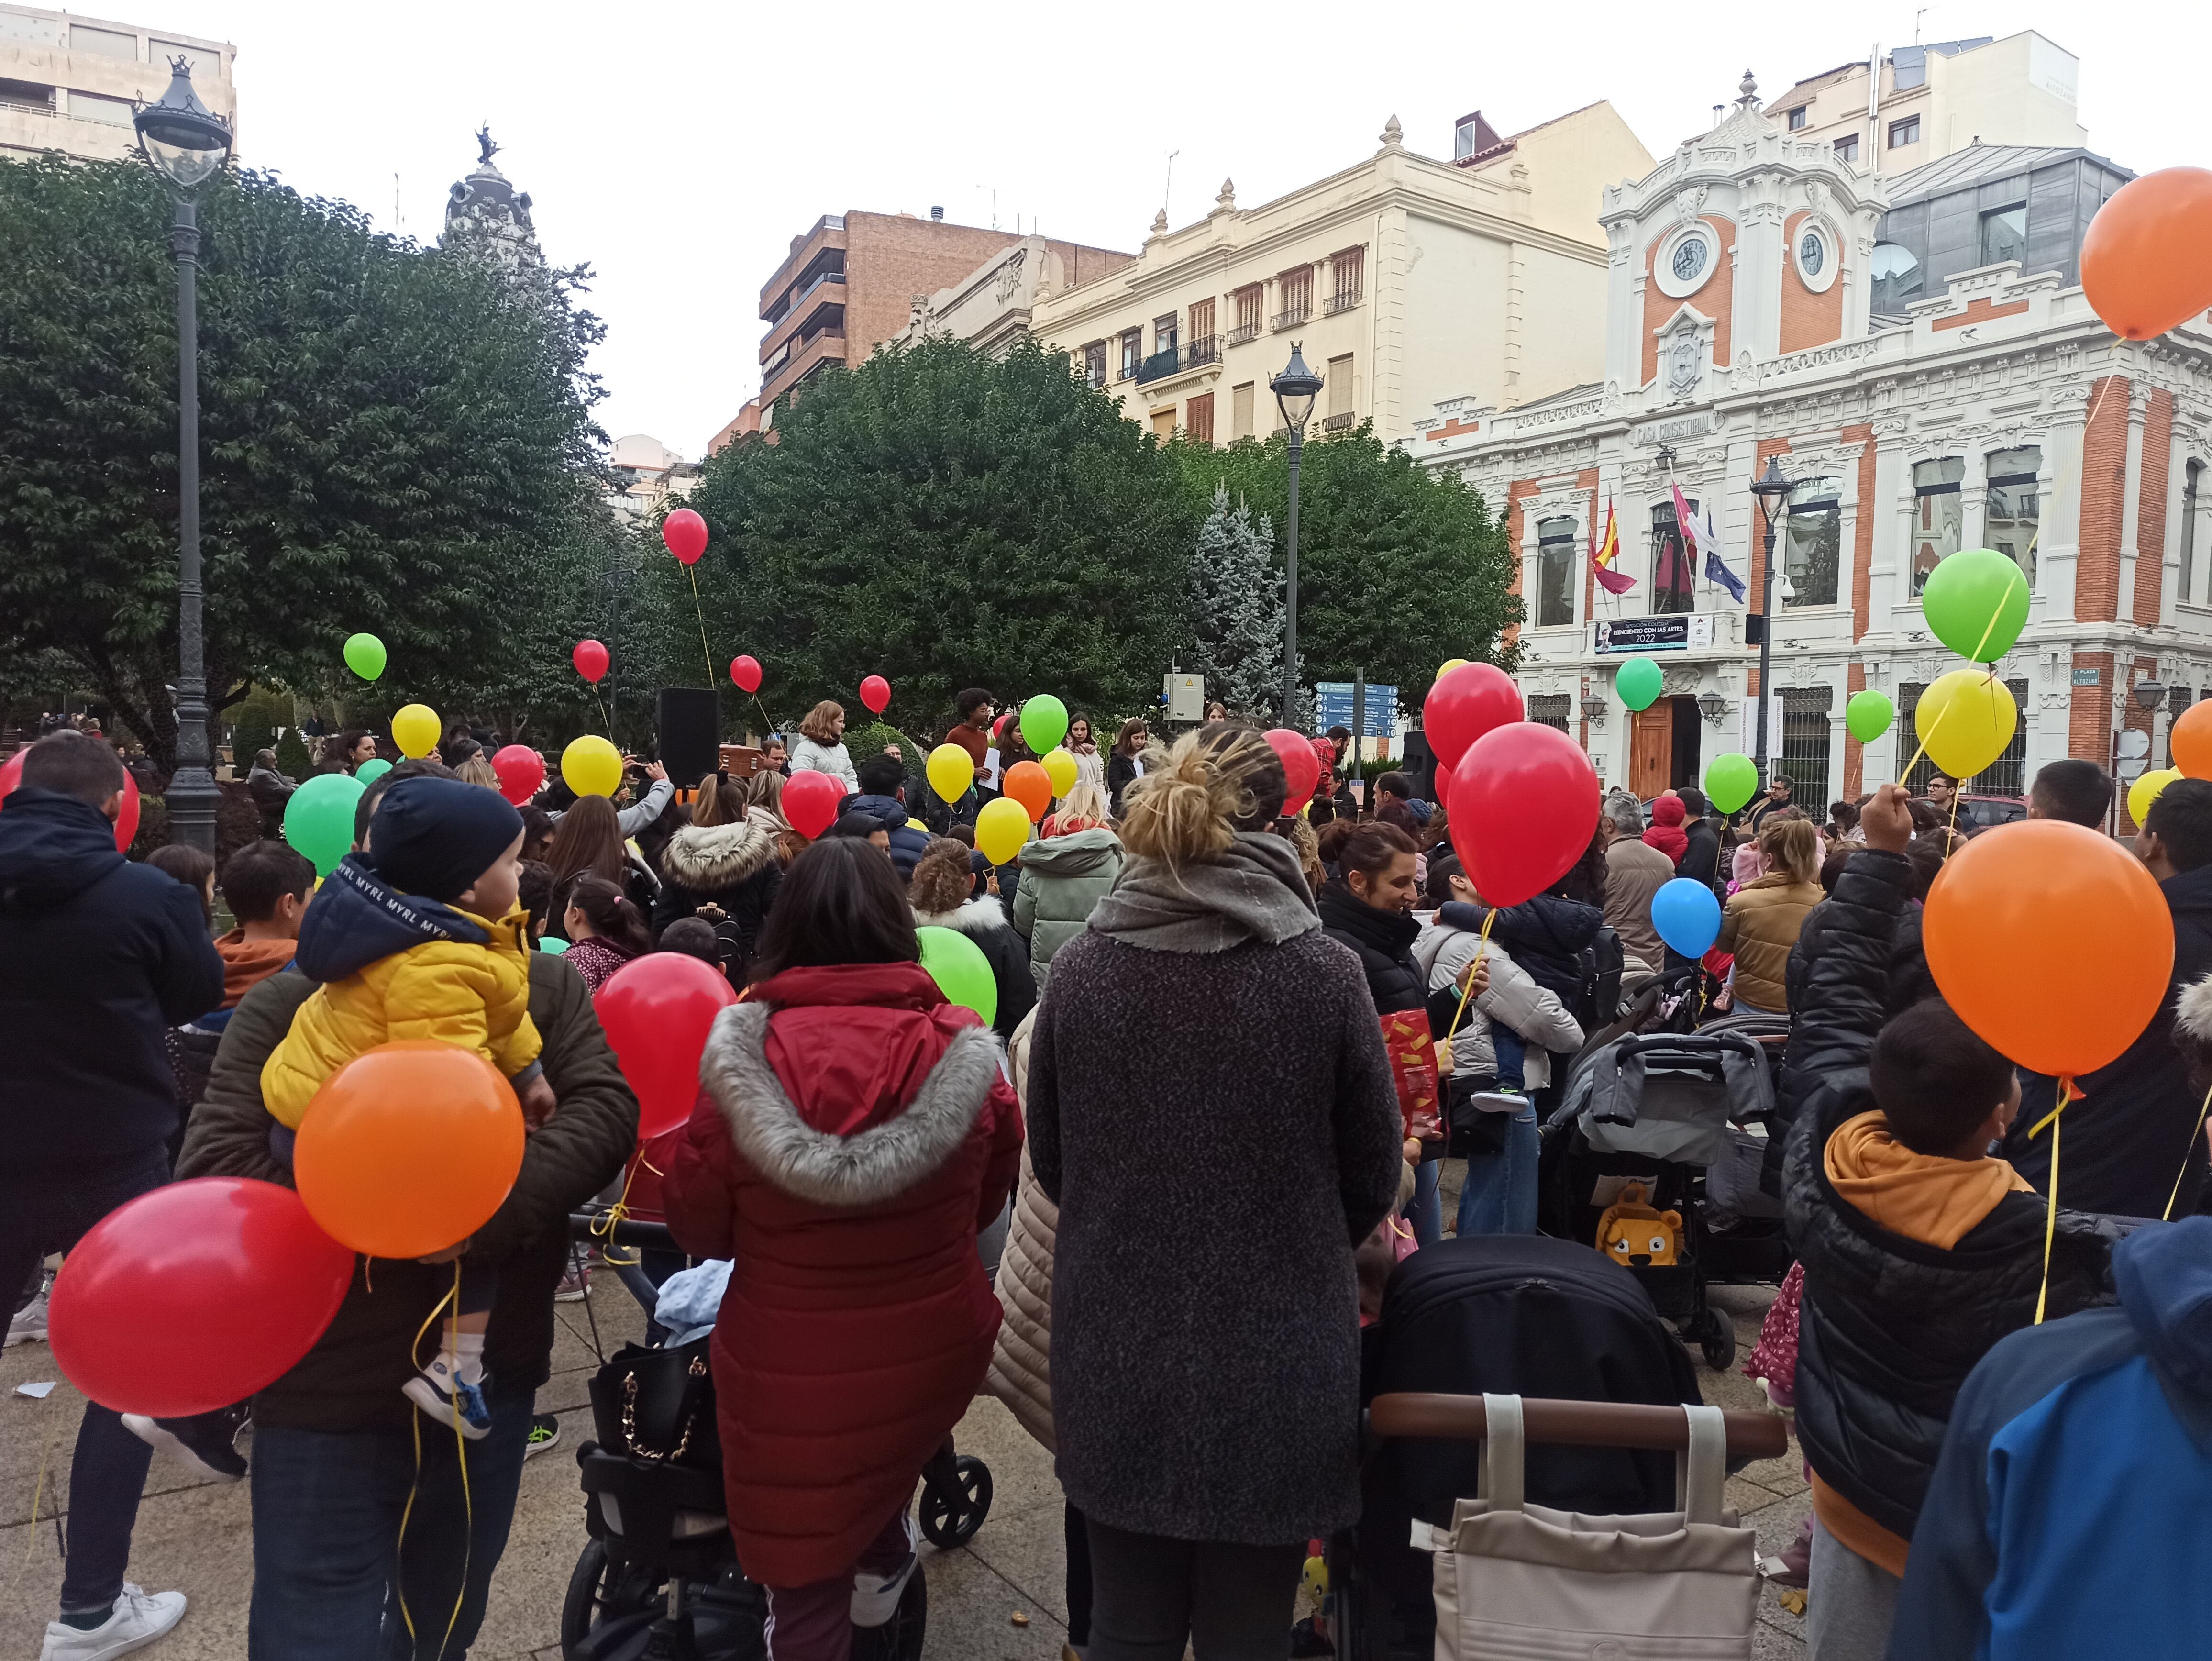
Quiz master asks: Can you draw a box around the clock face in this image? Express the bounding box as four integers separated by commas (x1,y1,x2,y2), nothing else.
1671,237,1708,282
1800,232,1825,276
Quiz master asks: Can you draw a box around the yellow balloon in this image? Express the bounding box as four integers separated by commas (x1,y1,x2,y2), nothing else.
391,703,440,760
561,734,624,798
1913,670,2017,781
927,742,974,805
2129,766,2182,829
1438,657,1471,681
975,797,1030,866
1042,748,1078,797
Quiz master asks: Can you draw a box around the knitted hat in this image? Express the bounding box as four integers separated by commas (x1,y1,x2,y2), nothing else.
368,775,524,903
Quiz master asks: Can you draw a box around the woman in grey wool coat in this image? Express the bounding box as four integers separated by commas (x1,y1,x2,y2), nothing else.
1027,721,1405,1660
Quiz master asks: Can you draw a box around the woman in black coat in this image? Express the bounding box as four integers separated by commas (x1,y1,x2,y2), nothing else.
650,776,782,977
1103,717,1148,817
1318,820,1442,1241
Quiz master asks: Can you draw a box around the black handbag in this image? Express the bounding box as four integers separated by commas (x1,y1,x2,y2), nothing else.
586,1337,722,1473
1446,1073,1515,1159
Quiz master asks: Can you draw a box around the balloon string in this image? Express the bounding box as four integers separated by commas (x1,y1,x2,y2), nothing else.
394,1265,476,1660
2023,376,2116,568
1443,908,1500,1042
2034,1080,2068,1326
2164,1081,2212,1222
686,565,715,692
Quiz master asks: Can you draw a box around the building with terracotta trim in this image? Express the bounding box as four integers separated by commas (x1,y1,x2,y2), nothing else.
1409,76,2212,829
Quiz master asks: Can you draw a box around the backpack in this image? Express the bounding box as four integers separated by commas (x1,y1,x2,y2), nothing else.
1571,925,1625,1032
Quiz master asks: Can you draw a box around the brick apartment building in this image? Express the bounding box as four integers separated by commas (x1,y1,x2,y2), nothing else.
1411,75,2212,829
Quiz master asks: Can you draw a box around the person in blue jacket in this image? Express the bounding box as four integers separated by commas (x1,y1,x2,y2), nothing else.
1888,1212,2212,1661
841,752,932,879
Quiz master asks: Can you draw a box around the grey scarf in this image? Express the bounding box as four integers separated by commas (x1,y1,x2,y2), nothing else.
1087,831,1318,954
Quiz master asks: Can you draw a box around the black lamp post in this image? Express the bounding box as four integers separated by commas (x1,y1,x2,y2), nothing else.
133,58,232,855
1748,456,1797,787
1271,343,1324,727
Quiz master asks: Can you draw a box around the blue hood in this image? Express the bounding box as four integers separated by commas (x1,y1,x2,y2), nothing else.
294,853,489,984
2115,1215,2212,1396
0,789,126,911
841,792,910,831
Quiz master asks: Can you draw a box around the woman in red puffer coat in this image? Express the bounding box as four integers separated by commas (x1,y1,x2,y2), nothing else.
663,837,1023,1658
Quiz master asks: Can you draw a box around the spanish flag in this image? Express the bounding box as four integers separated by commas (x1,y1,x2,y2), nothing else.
1591,498,1635,595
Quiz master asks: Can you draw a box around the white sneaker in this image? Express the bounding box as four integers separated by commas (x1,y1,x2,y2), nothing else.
38,1584,186,1661
7,1286,49,1347
850,1513,919,1627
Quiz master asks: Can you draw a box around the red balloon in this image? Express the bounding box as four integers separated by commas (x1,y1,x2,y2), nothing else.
50,1178,354,1417
663,508,708,565
1433,758,1454,810
597,953,738,1140
783,769,842,839
730,655,763,694
491,743,545,805
0,747,138,852
859,675,891,714
573,639,609,684
1425,663,1524,770
1265,728,1322,815
1447,721,1599,908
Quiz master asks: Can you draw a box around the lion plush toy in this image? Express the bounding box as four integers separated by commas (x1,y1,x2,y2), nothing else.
1595,1180,1684,1267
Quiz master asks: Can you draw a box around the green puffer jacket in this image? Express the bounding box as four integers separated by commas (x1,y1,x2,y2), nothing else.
177,954,639,1432
1012,827,1125,991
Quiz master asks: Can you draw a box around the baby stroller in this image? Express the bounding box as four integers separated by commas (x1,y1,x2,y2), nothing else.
1537,1013,1793,1371
1327,1235,1707,1661
558,1215,993,1661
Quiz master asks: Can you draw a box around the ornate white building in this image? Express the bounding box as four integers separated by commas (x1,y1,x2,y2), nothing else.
1409,76,2211,827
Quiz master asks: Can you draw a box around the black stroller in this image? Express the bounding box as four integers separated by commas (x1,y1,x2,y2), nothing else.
1328,1234,1707,1661
1537,1013,1794,1370
557,1213,992,1661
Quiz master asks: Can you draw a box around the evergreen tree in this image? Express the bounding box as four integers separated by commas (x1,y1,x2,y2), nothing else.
1184,482,1293,720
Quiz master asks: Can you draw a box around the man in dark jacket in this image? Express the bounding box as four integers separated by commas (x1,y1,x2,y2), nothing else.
2005,777,2212,1216
1781,785,2116,1659
177,951,637,1657
1676,786,1724,895
0,731,226,1657
842,753,932,879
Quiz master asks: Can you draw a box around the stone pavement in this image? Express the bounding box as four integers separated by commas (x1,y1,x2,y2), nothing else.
2,1274,1808,1660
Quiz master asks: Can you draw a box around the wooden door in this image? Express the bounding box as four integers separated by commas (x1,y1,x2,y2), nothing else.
1629,706,1673,797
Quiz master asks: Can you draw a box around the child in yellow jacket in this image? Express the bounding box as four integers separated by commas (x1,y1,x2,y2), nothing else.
264,775,556,1435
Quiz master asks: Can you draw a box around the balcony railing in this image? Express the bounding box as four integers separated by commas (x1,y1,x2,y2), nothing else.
1133,338,1226,384
1323,410,1358,432
1133,347,1182,386
1226,321,1260,346
1272,303,1310,332
0,97,55,118
1325,288,1362,315
1185,333,1220,368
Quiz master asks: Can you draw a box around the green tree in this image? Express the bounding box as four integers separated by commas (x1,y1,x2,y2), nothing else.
0,156,608,770
1186,482,1290,719
675,339,1196,730
1169,424,1522,697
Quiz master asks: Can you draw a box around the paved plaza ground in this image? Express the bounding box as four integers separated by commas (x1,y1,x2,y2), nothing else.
2,1273,1812,1661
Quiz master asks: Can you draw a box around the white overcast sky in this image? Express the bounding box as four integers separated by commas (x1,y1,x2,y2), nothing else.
143,0,2196,458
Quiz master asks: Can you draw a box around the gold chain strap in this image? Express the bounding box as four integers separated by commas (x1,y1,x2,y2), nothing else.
619,1354,709,1462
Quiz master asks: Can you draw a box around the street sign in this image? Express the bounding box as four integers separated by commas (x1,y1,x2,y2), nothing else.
1315,683,1396,737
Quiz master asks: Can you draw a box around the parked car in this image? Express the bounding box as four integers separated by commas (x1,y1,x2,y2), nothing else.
1957,794,2025,832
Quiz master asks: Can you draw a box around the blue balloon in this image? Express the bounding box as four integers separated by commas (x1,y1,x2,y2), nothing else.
1651,877,1723,959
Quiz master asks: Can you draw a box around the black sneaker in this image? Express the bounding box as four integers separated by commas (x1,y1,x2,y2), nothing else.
524,1412,561,1458
122,1405,249,1482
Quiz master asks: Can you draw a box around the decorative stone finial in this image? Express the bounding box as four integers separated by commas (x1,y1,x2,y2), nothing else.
1149,208,1169,236
1736,70,1759,110
1381,114,1404,148
1215,177,1236,210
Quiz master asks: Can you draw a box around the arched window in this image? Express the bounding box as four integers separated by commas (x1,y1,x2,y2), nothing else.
1911,457,1964,596
1648,500,1697,616
1783,479,1841,608
1985,448,2041,587
1870,242,1922,317
1536,516,1577,628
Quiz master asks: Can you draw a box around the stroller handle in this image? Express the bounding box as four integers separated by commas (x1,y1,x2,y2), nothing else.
568,1207,679,1251
1369,1392,1787,1460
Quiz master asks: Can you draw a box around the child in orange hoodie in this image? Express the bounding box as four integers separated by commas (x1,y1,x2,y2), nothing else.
210,839,314,1008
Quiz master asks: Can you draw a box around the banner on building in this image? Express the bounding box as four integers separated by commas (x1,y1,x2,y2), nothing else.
1592,615,1714,654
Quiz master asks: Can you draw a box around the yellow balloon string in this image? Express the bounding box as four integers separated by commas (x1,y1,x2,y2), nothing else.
394,1263,476,1659
1442,908,1501,1041
2033,1079,2069,1326
2164,1081,2212,1222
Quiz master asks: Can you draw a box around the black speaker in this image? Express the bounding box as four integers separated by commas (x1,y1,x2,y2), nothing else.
1401,731,1438,801
656,688,721,789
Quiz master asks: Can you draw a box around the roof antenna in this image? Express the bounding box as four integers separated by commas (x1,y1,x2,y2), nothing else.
1163,149,1180,223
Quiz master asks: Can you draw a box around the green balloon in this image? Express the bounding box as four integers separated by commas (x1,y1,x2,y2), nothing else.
1846,689,1894,744
282,771,365,877
343,631,387,682
1704,752,1759,816
538,935,571,955
1921,549,2029,663
917,924,997,1027
1615,656,1664,712
354,757,392,786
1019,693,1069,755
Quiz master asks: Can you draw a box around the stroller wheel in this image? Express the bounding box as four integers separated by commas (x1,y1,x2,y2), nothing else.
918,1454,993,1548
852,1556,927,1660
560,1539,616,1652
1692,1306,1737,1372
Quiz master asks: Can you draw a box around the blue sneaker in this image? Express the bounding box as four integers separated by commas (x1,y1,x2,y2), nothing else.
402,1354,492,1439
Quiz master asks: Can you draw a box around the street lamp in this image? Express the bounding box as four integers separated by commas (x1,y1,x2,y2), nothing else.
134,58,232,856
2136,677,2170,765
1748,456,1797,787
1272,343,1324,727
1697,690,1729,728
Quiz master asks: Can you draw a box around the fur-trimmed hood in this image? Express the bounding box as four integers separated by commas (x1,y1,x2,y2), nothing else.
697,1000,1000,1207
2177,973,2212,1048
913,895,1012,936
661,820,777,889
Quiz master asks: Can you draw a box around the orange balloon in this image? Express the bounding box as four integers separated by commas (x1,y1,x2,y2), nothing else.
1002,759,1052,824
2174,700,2212,780
294,1042,526,1259
2081,167,2212,341
1923,821,2173,1080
